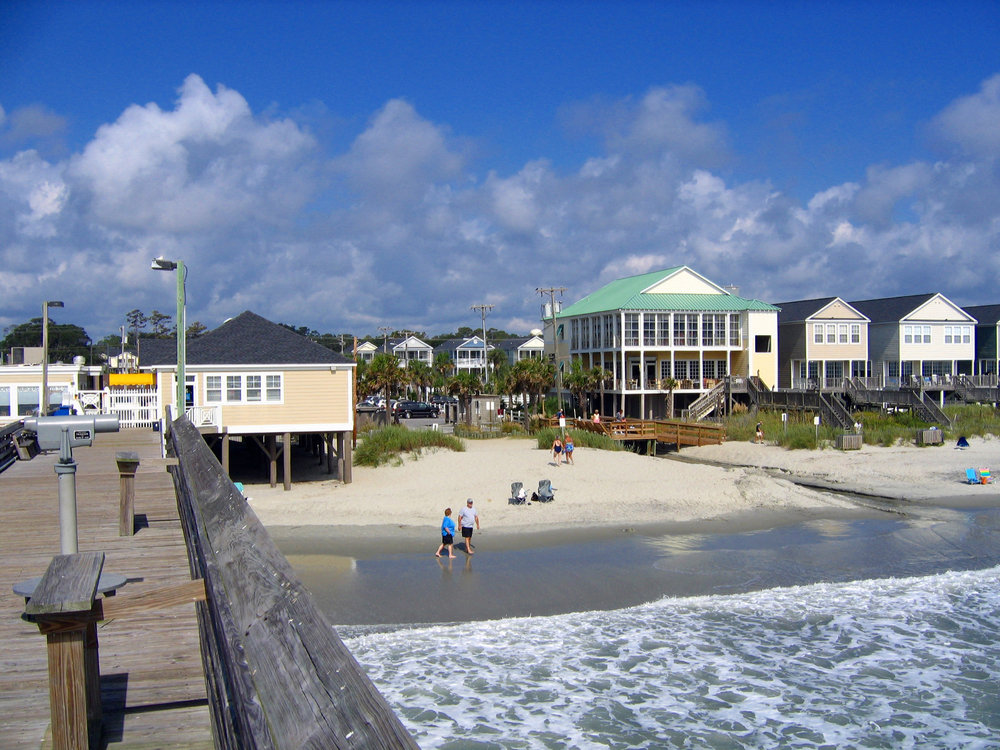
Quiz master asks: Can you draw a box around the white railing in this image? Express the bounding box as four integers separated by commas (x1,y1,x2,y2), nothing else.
75,388,160,430
186,406,220,429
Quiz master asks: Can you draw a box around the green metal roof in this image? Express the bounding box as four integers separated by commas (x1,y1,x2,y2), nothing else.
558,267,779,317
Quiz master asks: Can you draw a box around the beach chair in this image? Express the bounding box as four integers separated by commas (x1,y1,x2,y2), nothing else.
979,468,993,484
509,481,526,505
536,479,555,503
966,468,980,484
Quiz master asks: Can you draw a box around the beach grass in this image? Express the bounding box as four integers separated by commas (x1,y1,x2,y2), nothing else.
355,425,465,467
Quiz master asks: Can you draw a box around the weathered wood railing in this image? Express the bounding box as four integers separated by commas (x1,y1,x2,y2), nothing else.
1,419,22,473
166,416,418,749
546,417,725,447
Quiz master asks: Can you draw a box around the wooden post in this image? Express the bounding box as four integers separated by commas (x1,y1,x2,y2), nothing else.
24,552,105,750
221,432,230,474
115,451,139,536
342,432,353,484
283,432,291,491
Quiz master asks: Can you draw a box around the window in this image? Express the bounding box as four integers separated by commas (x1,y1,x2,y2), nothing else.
702,315,715,347
703,360,716,378
624,314,639,346
660,360,672,379
923,325,931,343
592,316,601,348
657,314,670,346
826,324,836,344
689,360,700,380
685,314,699,346
963,326,971,344
814,324,823,344
643,314,656,346
674,360,688,379
904,325,913,344
944,326,952,344
604,316,614,348
718,359,728,377
581,318,590,349
673,315,686,346
246,375,262,402
206,376,222,402
838,324,848,344
266,375,281,401
205,373,283,403
851,324,860,343
570,319,579,349
729,314,741,346
754,335,772,353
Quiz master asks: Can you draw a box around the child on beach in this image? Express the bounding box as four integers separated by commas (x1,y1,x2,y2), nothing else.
435,507,456,558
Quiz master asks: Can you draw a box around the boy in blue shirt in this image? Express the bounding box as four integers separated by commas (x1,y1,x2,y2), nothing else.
435,507,457,558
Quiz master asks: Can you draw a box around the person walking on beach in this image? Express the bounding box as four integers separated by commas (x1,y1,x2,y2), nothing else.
755,421,764,444
458,498,480,553
551,437,563,464
564,433,575,465
435,507,456,558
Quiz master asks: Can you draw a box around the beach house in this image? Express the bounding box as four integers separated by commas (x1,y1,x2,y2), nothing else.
850,293,977,386
433,337,493,379
0,359,102,418
139,311,356,488
962,303,1000,377
775,298,870,390
494,334,545,366
553,266,779,418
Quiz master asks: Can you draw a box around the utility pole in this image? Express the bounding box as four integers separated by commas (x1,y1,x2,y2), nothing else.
378,326,392,354
536,287,566,413
471,304,494,388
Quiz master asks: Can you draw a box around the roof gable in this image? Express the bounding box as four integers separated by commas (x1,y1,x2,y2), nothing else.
560,266,778,317
852,293,974,324
776,297,868,324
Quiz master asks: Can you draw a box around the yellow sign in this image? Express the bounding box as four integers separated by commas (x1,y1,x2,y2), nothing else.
109,373,156,386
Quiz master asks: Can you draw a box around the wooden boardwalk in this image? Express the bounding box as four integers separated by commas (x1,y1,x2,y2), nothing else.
0,430,213,749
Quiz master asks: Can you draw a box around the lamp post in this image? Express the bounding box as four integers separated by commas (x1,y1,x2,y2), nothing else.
151,256,186,418
41,300,64,416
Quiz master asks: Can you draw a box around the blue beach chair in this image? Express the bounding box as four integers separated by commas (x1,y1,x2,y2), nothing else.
965,468,980,484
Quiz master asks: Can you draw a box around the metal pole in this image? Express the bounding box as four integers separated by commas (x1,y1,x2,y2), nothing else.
41,302,49,417
176,260,186,416
55,427,79,553
536,288,566,412
471,304,494,388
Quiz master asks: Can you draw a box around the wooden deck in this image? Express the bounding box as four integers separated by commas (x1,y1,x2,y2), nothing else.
0,430,213,749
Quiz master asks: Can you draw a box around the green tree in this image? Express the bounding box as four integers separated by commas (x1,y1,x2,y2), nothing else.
367,353,405,413
1,318,92,363
186,321,208,339
447,371,482,426
148,310,173,338
407,359,433,401
564,360,591,418
662,377,679,419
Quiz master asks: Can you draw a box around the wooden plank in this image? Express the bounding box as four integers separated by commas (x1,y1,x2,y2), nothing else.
24,552,105,618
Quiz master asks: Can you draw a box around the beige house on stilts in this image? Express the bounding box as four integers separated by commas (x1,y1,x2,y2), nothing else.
140,311,356,489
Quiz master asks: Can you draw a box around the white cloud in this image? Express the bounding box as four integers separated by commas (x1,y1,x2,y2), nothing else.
2,73,1000,341
931,73,1000,159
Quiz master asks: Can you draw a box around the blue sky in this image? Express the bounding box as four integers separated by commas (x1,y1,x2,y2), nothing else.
2,0,999,341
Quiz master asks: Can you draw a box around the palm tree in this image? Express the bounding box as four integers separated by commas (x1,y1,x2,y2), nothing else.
407,359,432,401
487,347,508,389
564,359,591,418
521,357,556,415
588,365,611,418
662,377,679,419
367,353,405,414
447,371,482,426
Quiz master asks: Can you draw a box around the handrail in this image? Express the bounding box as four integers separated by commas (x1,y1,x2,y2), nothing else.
167,416,417,749
1,420,23,473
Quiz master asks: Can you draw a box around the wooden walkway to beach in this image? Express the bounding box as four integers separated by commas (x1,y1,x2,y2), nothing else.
0,429,213,748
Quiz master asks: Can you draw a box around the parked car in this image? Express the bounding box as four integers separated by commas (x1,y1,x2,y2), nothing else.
356,396,386,412
430,395,458,405
392,400,440,418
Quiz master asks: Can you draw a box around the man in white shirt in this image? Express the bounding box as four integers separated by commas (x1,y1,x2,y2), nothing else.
457,498,480,554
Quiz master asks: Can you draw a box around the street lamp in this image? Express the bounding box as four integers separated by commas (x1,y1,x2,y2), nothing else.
151,256,186,417
41,300,64,416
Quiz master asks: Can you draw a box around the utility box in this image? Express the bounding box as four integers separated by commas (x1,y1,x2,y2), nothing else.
835,433,863,450
916,429,943,446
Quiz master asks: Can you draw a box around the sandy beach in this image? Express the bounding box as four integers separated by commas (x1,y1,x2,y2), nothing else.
246,433,1000,536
